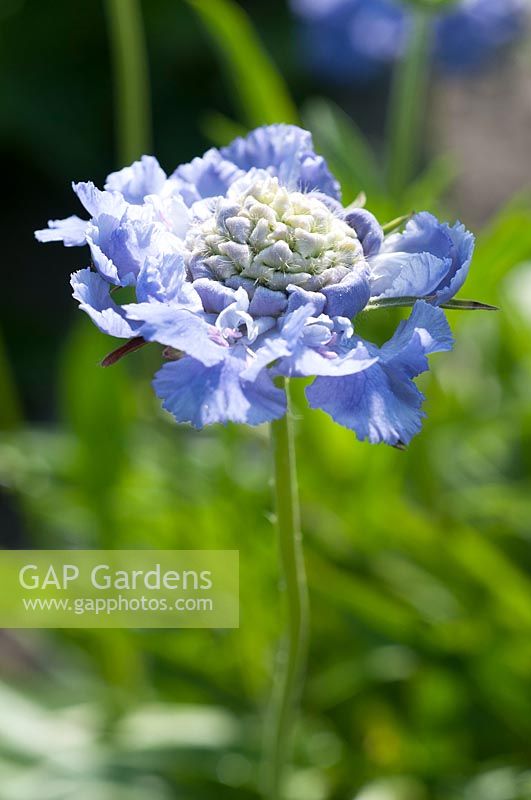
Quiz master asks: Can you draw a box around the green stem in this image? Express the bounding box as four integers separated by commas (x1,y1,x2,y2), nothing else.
263,379,310,800
104,0,152,163
386,6,432,199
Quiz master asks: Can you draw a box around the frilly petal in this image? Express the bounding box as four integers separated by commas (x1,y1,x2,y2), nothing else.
245,303,376,381
375,212,475,304
143,193,189,239
72,181,126,218
369,251,450,300
153,347,286,428
34,216,88,247
171,149,244,206
105,156,168,204
221,124,341,200
71,268,139,339
86,215,153,287
436,221,475,304
87,206,170,288
306,301,453,445
137,253,202,309
123,302,228,366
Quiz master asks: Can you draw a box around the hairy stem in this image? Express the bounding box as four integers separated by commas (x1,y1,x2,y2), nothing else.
263,379,310,800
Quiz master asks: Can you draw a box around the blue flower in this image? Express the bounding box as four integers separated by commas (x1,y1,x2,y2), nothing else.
436,0,526,74
36,124,473,445
290,0,526,85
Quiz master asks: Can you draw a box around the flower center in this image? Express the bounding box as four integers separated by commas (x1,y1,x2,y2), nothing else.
184,176,365,292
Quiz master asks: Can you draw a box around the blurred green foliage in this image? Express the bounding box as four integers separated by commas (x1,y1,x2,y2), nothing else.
186,0,298,129
1,1,531,799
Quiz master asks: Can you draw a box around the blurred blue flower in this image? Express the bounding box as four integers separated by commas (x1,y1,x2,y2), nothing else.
36,125,473,445
290,0,526,84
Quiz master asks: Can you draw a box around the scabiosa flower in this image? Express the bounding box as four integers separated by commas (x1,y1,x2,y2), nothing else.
36,125,475,445
290,0,527,85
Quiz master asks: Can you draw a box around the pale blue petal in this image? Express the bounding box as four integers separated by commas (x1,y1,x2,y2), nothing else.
248,286,288,317
278,336,376,378
369,251,450,300
137,253,202,309
215,291,258,342
306,301,453,445
382,212,453,257
72,181,126,217
71,268,138,339
345,208,383,256
171,149,243,206
436,221,475,304
322,269,370,317
221,124,340,199
307,368,425,445
123,302,228,366
286,285,326,314
105,156,167,203
243,304,316,380
35,215,88,247
245,304,376,380
382,300,453,368
87,213,162,287
376,212,475,304
153,348,286,428
193,278,241,314
144,194,190,238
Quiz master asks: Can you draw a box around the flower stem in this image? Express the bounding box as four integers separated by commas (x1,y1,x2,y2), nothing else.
263,378,310,800
386,6,432,199
104,0,152,163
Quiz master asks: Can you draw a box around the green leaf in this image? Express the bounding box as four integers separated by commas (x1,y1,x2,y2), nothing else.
302,98,383,202
366,295,435,310
381,212,414,234
440,299,499,312
366,297,498,312
185,0,298,128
